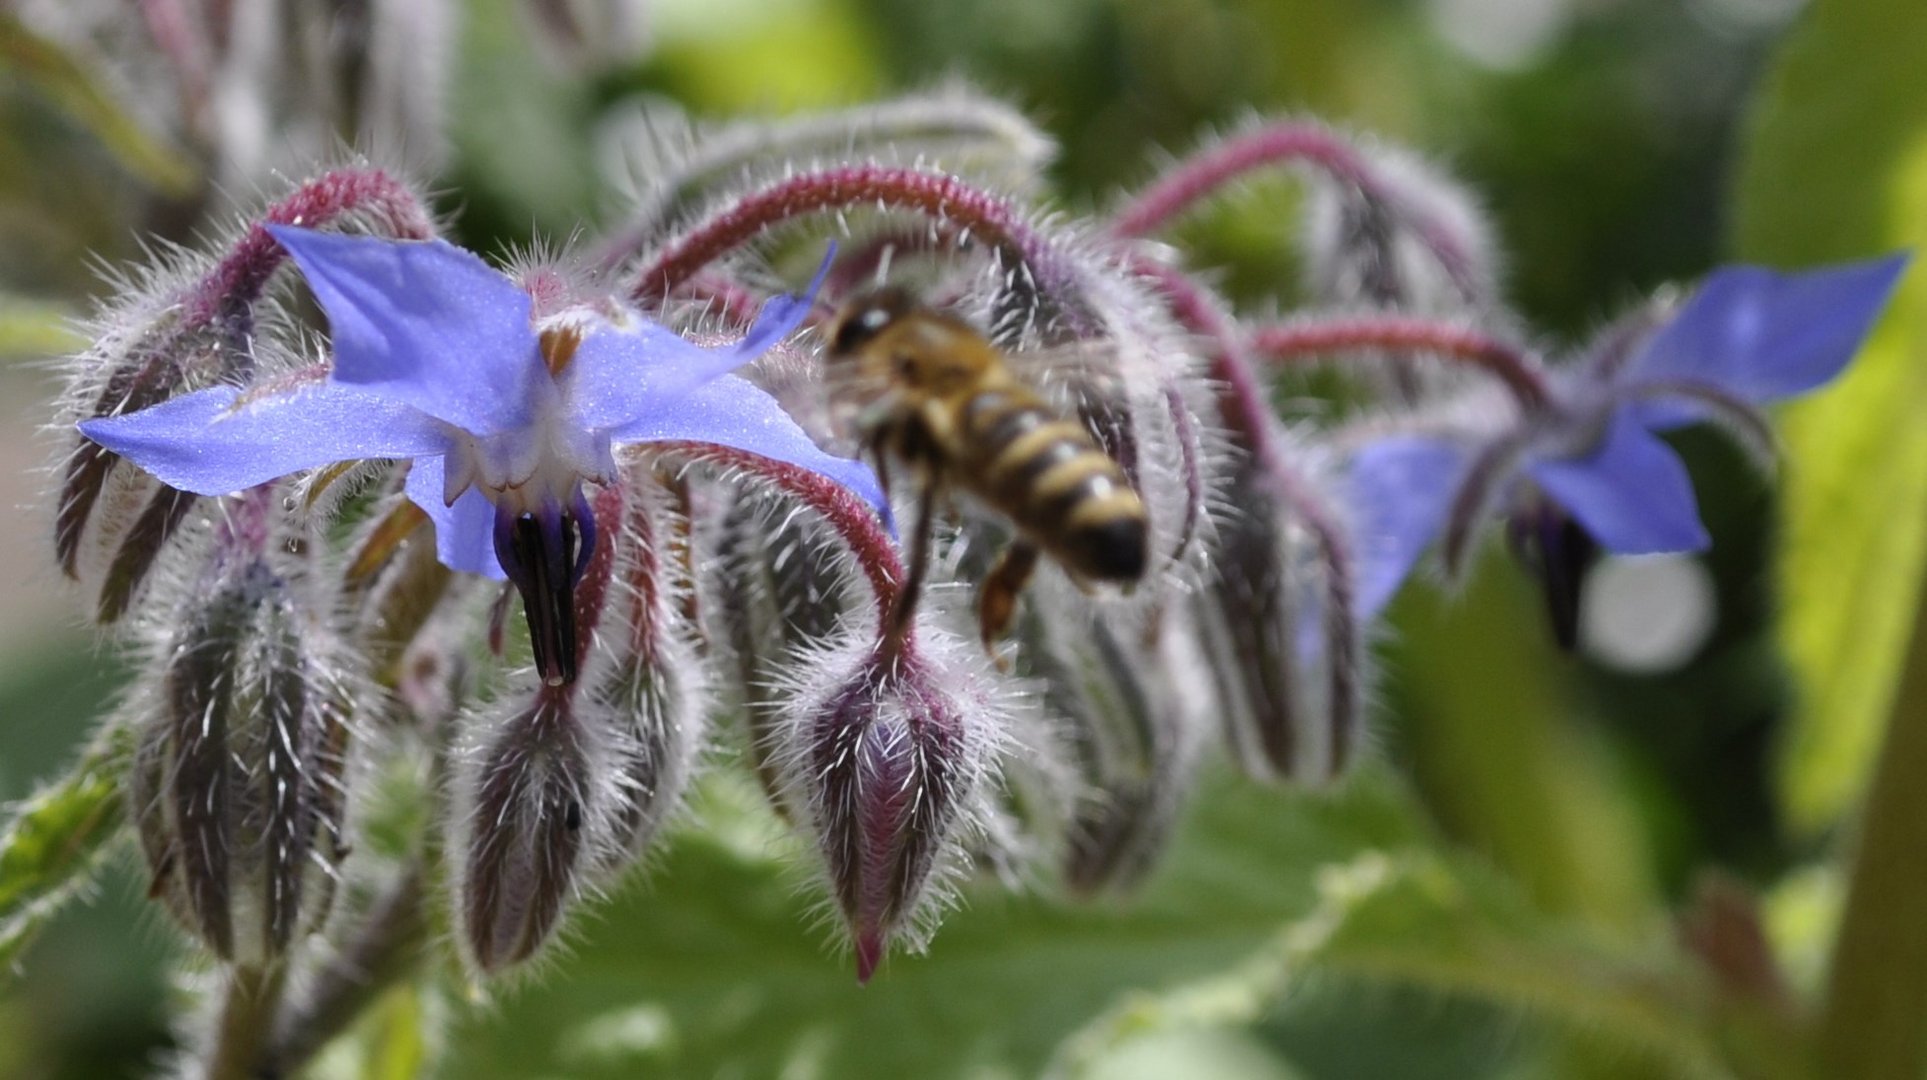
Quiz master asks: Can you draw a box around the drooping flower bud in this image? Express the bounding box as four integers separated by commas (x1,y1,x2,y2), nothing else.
1021,598,1210,896
450,680,605,973
708,490,851,817
56,311,236,622
1194,456,1365,786
1300,139,1495,315
130,557,356,963
776,632,1000,983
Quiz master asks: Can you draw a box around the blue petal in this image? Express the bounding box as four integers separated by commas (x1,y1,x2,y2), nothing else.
78,380,447,495
566,248,832,435
733,244,835,357
268,226,540,437
1344,437,1467,620
403,455,505,579
564,320,754,435
1528,412,1709,555
608,374,889,522
1629,255,1909,425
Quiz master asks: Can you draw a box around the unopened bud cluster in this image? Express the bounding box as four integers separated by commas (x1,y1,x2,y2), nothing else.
52,85,1901,1022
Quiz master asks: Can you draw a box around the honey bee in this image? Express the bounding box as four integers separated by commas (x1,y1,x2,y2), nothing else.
824,287,1150,652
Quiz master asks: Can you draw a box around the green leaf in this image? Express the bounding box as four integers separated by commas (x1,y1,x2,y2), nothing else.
1056,852,1730,1080
1733,0,1927,836
1290,854,1723,1076
0,726,129,968
0,297,82,359
437,765,1429,1080
1385,557,1657,929
0,15,199,198
311,986,439,1080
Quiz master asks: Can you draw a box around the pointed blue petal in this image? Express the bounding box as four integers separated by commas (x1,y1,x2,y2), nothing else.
608,374,888,522
1345,436,1467,620
1529,412,1709,555
268,226,539,436
733,243,835,358
564,320,752,434
403,455,505,579
566,248,832,435
1629,255,1909,422
78,380,447,495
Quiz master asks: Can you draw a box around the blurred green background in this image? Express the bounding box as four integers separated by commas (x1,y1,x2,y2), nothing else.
2,0,1923,1077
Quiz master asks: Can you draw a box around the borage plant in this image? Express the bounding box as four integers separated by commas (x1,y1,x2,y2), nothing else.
17,91,1906,1077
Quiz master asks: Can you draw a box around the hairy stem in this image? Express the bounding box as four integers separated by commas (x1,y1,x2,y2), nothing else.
1250,315,1552,408
652,442,903,626
625,164,1072,312
262,867,430,1076
1109,120,1481,297
595,90,1051,270
205,964,287,1080
187,166,434,324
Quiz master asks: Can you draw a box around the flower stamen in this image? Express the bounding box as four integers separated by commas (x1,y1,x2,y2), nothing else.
495,495,596,686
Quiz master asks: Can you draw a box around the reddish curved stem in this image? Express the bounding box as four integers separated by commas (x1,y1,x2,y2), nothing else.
1110,121,1481,297
187,166,434,324
1135,258,1362,765
1250,316,1552,408
626,164,1073,315
651,441,902,625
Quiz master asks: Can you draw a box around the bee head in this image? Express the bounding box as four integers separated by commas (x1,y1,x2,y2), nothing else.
827,287,918,358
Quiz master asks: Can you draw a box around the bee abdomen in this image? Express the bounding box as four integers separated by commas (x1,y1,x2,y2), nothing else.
965,392,1149,584
1042,473,1148,582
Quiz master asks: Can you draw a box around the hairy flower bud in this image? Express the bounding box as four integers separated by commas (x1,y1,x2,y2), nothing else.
130,558,355,963
1194,459,1365,786
776,633,999,983
57,311,235,621
1301,140,1495,315
451,681,604,973
1020,599,1209,895
709,491,851,815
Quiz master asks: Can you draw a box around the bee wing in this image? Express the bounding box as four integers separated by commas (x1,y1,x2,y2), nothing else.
818,362,899,430
1003,339,1132,402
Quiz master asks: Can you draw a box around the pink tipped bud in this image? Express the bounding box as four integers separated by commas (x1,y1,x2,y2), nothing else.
777,633,999,980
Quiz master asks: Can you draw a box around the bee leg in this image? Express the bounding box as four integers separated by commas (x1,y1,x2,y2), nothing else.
885,479,939,657
978,540,1041,662
870,441,895,505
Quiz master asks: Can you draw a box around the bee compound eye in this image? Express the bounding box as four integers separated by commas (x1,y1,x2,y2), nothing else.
831,305,891,356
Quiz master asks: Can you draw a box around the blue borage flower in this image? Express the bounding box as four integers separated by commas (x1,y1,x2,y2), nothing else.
1344,254,1910,632
81,226,886,685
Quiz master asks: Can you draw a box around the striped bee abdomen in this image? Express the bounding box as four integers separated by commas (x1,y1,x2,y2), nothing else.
960,389,1150,583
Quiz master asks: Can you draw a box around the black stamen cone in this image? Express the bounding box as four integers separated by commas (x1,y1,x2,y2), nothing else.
495,503,587,686
1508,500,1600,652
